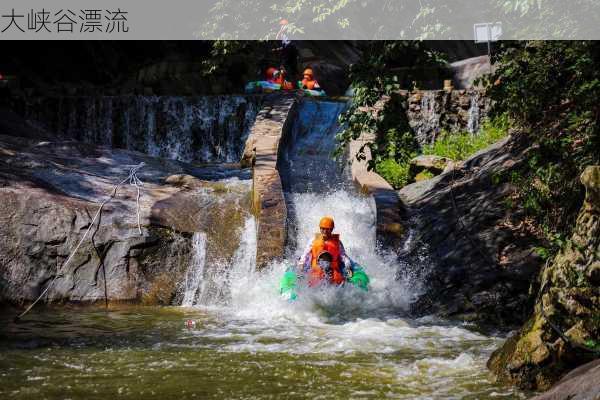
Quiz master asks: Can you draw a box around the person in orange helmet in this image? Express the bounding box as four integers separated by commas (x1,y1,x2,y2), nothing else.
298,217,355,286
300,68,322,91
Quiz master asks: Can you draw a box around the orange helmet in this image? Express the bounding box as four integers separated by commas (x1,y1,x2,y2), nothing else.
303,68,314,78
319,217,334,230
266,67,278,79
280,19,289,25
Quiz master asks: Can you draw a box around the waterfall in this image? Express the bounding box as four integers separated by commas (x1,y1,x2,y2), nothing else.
181,232,208,307
24,95,261,163
467,92,481,134
413,92,442,146
182,216,257,307
280,99,349,194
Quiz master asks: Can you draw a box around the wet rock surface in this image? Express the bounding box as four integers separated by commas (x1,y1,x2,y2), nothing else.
0,127,251,305
400,137,544,329
402,89,490,146
349,131,404,249
488,166,600,391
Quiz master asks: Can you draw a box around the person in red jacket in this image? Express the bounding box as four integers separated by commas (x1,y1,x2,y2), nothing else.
265,67,279,84
273,66,295,90
297,217,354,286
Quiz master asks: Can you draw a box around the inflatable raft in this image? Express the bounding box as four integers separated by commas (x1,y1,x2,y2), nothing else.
245,81,327,97
279,265,370,301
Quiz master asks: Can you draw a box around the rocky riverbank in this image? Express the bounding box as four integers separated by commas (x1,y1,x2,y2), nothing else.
488,166,600,391
400,135,543,329
0,114,252,305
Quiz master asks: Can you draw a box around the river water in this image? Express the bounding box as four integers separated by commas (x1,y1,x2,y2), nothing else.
0,99,528,399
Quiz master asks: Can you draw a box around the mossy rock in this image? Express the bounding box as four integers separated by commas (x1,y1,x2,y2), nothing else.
408,155,452,182
489,166,600,391
415,170,436,182
142,273,177,305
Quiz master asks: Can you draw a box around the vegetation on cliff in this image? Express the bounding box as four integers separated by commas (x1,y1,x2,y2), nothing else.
487,41,600,259
488,166,600,390
338,39,600,391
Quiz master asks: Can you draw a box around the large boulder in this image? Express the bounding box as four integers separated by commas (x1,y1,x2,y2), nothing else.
400,136,544,329
488,166,600,390
530,359,600,400
0,132,251,306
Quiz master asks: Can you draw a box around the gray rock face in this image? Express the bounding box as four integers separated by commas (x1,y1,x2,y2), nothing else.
530,359,600,400
400,137,544,329
450,55,492,89
0,129,252,305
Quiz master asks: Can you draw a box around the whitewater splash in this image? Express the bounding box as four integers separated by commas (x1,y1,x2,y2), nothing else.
181,232,207,307
185,188,426,323
174,188,509,400
185,99,426,320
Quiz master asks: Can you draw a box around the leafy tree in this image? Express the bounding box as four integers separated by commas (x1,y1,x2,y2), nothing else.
486,41,600,254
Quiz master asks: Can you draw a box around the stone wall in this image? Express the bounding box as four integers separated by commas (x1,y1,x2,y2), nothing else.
241,94,298,269
350,131,404,248
401,89,491,146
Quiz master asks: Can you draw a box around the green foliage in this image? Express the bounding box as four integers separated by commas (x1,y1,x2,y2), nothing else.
415,170,436,181
534,246,552,261
376,116,508,189
375,158,412,189
485,41,600,255
422,116,509,161
585,339,600,351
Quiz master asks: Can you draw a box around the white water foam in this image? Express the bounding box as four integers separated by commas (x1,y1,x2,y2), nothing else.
189,188,436,342
181,232,208,307
468,92,481,134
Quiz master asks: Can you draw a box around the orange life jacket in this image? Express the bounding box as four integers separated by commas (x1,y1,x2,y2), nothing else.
309,234,345,286
301,78,319,90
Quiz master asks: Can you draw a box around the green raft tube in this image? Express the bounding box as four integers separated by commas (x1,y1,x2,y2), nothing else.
279,265,370,301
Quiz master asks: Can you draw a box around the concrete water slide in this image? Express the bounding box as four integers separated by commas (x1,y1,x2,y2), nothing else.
242,94,403,269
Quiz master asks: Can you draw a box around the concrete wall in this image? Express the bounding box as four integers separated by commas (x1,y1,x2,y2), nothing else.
349,131,404,248
241,94,298,269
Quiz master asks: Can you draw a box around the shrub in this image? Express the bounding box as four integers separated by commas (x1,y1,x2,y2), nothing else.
484,41,600,256
376,158,412,188
422,116,509,161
